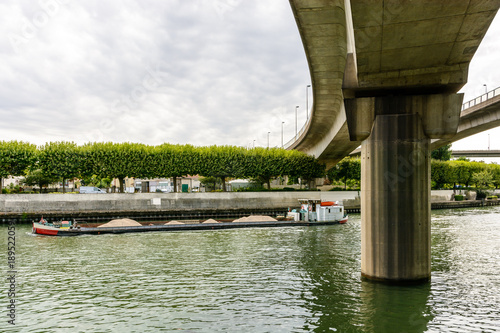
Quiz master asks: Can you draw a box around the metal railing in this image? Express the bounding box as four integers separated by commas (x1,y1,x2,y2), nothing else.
284,86,500,149
462,86,500,110
283,117,311,149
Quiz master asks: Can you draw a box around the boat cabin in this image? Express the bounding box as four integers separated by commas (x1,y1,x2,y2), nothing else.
39,218,74,229
298,199,344,222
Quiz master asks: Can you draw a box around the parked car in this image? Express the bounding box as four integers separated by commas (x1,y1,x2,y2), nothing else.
79,186,107,194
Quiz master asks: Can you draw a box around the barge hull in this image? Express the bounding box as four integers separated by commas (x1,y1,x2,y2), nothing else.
33,218,347,236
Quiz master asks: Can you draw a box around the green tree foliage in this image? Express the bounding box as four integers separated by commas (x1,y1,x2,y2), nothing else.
431,144,452,161
472,170,493,188
489,164,500,188
146,144,203,192
200,145,247,191
449,160,483,188
327,157,361,190
431,160,452,189
0,141,332,193
80,175,112,189
199,176,221,192
430,158,498,189
38,142,83,193
242,148,288,189
0,141,37,192
82,142,149,192
286,150,326,187
21,169,57,194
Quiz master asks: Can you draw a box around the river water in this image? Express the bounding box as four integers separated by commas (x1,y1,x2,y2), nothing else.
1,206,499,332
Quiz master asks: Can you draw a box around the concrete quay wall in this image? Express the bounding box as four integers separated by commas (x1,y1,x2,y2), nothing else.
0,191,360,214
2,190,494,216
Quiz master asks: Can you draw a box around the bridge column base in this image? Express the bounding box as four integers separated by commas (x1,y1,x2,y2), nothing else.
361,112,431,283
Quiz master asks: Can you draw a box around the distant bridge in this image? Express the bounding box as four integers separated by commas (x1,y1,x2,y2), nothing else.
451,150,500,158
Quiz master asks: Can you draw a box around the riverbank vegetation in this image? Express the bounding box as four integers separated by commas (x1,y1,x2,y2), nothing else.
326,156,500,191
0,140,325,193
2,140,499,194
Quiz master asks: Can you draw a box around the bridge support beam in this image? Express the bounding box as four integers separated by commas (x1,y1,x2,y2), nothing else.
346,94,463,283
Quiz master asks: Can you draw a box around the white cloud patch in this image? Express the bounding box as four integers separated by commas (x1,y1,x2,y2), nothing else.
0,0,310,148
0,0,498,157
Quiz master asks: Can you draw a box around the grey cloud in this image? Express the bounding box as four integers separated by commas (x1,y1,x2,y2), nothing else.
1,0,498,152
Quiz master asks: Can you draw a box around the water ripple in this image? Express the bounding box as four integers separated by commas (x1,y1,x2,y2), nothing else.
1,208,499,332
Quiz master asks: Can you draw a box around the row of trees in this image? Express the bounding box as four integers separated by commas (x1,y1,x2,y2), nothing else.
0,141,325,193
431,159,500,189
3,140,498,193
326,156,500,190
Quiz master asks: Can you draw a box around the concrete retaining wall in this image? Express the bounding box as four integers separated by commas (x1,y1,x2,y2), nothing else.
2,190,492,215
0,191,360,214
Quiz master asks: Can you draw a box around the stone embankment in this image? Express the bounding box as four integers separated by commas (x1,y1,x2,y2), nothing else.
1,190,498,223
1,191,358,223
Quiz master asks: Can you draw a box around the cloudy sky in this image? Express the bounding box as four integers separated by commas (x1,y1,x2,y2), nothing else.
1,0,499,154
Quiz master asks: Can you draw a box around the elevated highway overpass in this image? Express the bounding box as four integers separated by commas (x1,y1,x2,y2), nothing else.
287,0,499,283
432,87,500,149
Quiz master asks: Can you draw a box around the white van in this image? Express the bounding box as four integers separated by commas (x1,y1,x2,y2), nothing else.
79,186,107,194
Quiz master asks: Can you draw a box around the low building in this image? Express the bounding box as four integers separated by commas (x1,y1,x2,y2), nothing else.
134,176,201,193
228,179,250,191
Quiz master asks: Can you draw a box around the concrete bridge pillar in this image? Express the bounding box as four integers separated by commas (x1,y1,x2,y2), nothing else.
361,113,430,283
346,94,463,283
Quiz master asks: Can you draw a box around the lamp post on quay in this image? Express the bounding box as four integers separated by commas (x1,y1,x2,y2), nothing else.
295,106,299,140
267,131,270,149
306,84,311,120
281,121,285,148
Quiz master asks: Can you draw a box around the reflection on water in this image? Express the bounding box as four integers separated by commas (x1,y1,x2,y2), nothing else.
1,206,499,332
360,282,432,333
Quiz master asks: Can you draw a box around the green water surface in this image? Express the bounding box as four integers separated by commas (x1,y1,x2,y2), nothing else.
1,207,499,332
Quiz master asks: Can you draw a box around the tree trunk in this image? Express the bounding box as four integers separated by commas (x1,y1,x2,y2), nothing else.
119,178,124,193
173,176,177,192
266,178,271,190
221,176,226,192
62,178,66,193
0,177,3,193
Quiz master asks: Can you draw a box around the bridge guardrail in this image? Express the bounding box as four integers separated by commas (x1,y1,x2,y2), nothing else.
283,120,309,149
462,86,500,110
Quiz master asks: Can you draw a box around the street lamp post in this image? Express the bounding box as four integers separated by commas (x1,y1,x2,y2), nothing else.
484,84,488,94
306,84,311,120
253,139,256,148
295,106,299,140
267,131,270,149
281,121,285,148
